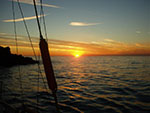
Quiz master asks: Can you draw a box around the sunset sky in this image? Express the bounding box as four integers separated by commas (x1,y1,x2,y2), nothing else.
0,0,150,56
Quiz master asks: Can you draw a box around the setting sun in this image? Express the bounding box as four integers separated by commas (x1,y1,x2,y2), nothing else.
72,50,83,58
74,54,80,58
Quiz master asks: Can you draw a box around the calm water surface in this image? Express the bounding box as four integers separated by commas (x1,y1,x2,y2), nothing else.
0,56,150,113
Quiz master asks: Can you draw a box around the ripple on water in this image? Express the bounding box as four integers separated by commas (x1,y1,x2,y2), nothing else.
1,56,150,113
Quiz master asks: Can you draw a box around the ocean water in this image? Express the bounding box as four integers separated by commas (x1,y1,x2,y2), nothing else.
0,56,150,113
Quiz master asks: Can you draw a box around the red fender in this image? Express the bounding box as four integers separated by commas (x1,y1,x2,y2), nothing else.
39,38,57,92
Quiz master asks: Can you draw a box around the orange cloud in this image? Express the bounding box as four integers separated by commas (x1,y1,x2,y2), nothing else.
0,33,150,56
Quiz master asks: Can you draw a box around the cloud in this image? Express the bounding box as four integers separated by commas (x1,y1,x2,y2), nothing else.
12,0,61,8
3,14,45,22
69,22,100,26
104,38,115,42
136,30,141,34
0,33,150,56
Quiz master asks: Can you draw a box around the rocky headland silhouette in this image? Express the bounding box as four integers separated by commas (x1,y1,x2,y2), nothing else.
0,46,38,67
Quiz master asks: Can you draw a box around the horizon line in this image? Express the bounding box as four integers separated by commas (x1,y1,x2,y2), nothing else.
23,54,150,57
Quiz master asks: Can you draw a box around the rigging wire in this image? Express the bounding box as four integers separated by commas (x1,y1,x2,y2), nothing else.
39,0,48,42
15,0,57,111
12,0,24,106
33,0,43,39
17,0,37,58
16,0,49,110
16,0,48,91
33,0,59,111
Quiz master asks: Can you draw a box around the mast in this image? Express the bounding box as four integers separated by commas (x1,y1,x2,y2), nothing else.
32,0,59,111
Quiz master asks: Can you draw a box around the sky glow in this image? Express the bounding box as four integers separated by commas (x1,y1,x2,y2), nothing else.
0,0,149,56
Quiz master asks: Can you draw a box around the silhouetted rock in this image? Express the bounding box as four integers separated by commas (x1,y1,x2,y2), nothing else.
0,46,38,67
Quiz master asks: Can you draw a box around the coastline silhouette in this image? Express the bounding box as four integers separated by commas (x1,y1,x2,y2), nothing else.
0,46,38,67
